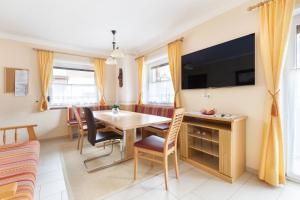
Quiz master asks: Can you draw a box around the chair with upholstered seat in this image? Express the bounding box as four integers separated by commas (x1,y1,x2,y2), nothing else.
133,108,184,190
83,107,123,172
72,106,106,154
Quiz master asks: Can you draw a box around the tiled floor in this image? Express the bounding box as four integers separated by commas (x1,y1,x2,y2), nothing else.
36,138,300,200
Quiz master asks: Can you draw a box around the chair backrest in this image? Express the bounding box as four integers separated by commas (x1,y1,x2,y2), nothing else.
164,108,185,150
83,107,97,146
72,106,84,130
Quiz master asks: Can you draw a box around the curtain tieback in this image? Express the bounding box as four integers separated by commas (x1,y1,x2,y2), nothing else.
268,90,280,117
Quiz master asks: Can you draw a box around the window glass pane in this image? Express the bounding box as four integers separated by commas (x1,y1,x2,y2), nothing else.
144,63,174,105
49,68,98,107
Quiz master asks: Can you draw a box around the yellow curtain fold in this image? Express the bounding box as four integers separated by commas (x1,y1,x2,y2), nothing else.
258,0,295,186
136,56,144,105
37,50,53,111
94,58,106,105
168,40,182,108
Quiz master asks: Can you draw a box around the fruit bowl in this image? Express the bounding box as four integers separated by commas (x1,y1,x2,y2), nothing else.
200,108,216,115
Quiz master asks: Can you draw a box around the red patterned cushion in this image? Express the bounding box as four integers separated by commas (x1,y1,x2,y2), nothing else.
134,135,174,152
67,105,111,122
149,123,170,130
134,105,174,118
0,141,40,200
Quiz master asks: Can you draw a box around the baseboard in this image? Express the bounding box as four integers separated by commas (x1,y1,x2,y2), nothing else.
246,166,258,175
38,135,69,141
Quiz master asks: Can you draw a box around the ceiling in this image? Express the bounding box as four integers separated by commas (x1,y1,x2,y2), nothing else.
0,0,249,56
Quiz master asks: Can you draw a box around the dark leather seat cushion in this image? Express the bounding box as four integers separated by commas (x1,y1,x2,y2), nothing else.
134,135,174,152
149,123,170,130
95,131,123,143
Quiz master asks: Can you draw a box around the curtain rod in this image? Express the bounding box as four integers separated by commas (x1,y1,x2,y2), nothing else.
137,37,184,59
32,48,105,59
247,0,273,11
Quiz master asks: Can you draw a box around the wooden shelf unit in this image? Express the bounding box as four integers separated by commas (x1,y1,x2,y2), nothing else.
179,112,246,183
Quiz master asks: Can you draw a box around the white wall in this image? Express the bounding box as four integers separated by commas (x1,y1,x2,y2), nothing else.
0,39,116,141
115,55,138,104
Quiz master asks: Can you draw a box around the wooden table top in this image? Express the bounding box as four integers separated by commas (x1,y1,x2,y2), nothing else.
93,110,172,131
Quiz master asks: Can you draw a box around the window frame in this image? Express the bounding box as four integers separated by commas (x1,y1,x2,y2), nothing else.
49,66,99,109
143,58,174,106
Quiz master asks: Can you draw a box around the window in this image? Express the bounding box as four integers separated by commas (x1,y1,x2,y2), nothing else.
49,67,98,107
143,62,174,105
284,23,300,183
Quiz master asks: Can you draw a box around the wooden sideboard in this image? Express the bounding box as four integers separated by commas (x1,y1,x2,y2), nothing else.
179,112,247,183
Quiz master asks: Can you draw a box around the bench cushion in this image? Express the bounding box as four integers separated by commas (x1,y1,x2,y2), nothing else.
134,105,174,118
149,123,170,130
0,141,40,200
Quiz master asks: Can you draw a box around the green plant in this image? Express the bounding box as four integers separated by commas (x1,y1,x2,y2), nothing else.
111,104,120,109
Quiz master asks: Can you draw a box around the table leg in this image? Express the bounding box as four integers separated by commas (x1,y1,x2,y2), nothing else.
123,129,136,159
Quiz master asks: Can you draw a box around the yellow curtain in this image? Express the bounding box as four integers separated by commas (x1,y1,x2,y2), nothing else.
37,50,53,111
258,0,295,186
168,40,182,108
94,58,106,105
136,56,144,105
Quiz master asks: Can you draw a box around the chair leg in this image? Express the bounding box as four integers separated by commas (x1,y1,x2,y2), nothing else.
174,150,179,179
77,134,81,150
134,148,138,180
67,126,73,141
80,135,84,154
163,155,169,191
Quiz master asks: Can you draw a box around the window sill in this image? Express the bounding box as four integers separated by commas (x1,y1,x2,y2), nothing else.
143,103,174,107
49,106,67,110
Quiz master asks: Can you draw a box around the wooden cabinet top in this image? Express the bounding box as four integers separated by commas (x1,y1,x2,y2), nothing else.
184,111,247,123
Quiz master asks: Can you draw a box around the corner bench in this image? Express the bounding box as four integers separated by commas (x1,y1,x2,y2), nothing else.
134,104,174,137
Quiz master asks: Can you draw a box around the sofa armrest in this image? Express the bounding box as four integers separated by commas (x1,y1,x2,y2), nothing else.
0,124,37,144
0,183,17,199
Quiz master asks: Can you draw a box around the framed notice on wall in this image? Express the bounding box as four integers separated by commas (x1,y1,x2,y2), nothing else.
15,69,29,96
4,67,29,96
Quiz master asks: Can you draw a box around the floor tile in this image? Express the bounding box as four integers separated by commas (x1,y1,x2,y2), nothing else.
192,172,252,200
61,190,69,200
168,168,211,198
278,181,300,200
131,188,177,200
37,169,64,186
40,179,67,198
42,192,62,200
104,184,148,200
180,193,205,200
230,176,283,200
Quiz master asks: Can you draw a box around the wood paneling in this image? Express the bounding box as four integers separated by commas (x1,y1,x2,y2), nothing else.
180,112,246,183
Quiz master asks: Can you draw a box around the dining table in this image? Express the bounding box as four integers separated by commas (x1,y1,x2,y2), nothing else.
93,110,172,161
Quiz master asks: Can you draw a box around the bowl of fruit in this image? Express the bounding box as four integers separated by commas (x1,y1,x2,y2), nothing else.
200,108,216,115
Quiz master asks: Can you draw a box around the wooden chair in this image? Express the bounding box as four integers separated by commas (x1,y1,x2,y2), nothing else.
133,108,184,190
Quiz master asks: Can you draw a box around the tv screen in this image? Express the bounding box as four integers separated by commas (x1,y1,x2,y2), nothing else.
182,33,255,89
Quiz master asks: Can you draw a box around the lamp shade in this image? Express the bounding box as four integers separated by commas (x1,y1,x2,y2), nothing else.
105,57,117,65
111,48,125,58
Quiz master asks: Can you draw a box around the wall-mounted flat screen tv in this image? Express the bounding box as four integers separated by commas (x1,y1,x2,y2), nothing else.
182,33,255,89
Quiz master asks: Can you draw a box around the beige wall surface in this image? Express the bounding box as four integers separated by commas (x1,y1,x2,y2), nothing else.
140,0,266,170
180,1,266,170
116,55,138,104
0,39,116,141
